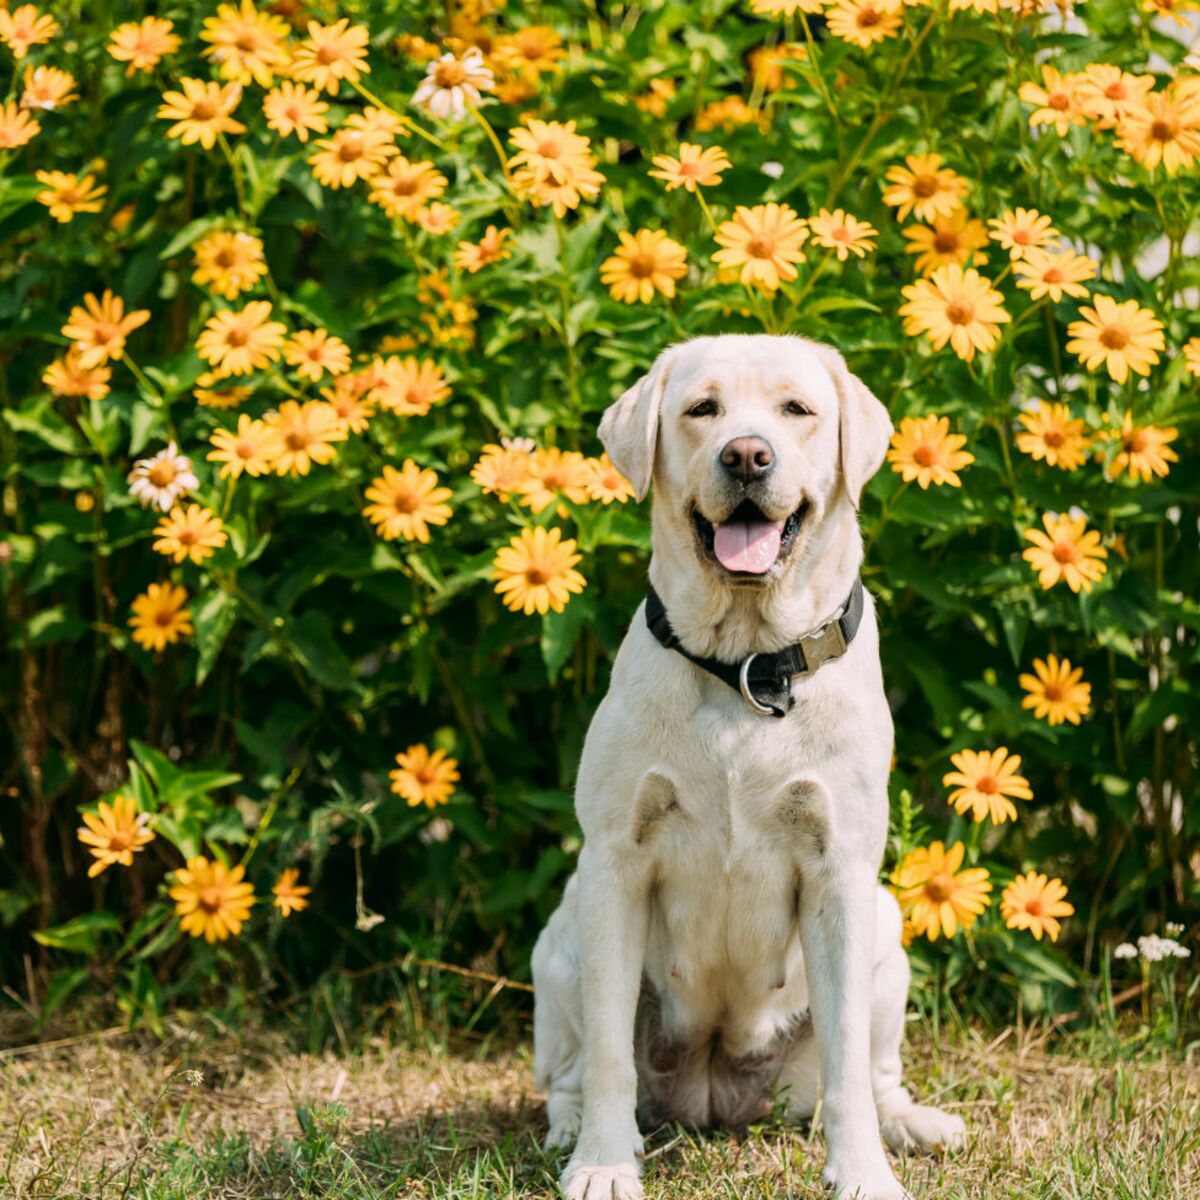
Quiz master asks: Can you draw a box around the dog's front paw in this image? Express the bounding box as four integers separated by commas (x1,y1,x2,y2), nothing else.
880,1103,967,1156
545,1109,582,1152
822,1157,912,1200
561,1162,643,1200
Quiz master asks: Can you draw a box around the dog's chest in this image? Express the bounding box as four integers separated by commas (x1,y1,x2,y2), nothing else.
644,715,815,1045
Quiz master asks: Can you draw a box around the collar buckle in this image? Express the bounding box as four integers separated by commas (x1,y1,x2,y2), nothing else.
798,618,847,675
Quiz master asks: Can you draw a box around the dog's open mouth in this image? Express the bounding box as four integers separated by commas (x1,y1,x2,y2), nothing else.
692,498,810,576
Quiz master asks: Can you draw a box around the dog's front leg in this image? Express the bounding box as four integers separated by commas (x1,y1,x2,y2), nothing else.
562,839,650,1200
801,858,909,1200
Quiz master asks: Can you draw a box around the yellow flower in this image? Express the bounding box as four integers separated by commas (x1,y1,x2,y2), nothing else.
1022,512,1108,593
201,0,289,86
890,841,992,942
263,82,329,144
471,441,534,499
309,125,395,189
21,65,77,110
600,229,688,304
129,582,193,652
943,746,1032,825
826,0,903,49
903,210,989,275
1019,655,1091,726
369,355,451,414
1106,411,1179,482
1001,872,1074,943
77,794,155,878
108,16,181,75
158,79,246,150
1183,336,1200,378
43,349,111,400
696,95,768,134
0,101,40,149
1013,246,1096,302
1020,65,1086,136
0,4,58,60
1075,64,1154,130
899,265,1010,361
284,329,351,382
493,526,587,615
509,118,605,216
414,202,460,236
291,18,371,94
519,447,593,513
634,79,676,117
1065,296,1164,384
648,142,731,192
493,25,564,78
987,208,1058,260
749,43,807,92
321,369,378,433
389,744,461,808
1015,401,1092,470
266,400,347,476
196,379,251,409
62,290,150,368
192,230,268,300
272,868,312,917
585,454,636,504
1142,0,1200,23
197,301,286,375
367,155,448,219
412,49,495,119
886,414,974,489
882,153,967,222
807,209,878,261
152,504,228,565
169,856,256,943
35,171,105,223
1116,87,1200,174
207,414,283,479
362,460,453,543
713,202,809,292
750,0,826,14
454,225,512,273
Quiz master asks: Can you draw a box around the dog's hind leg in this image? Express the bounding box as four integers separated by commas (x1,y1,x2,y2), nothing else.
533,877,585,1151
870,888,967,1156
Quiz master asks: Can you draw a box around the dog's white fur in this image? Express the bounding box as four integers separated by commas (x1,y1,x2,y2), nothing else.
531,335,966,1200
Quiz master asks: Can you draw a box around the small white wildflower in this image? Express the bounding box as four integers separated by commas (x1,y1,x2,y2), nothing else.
1113,942,1137,959
502,436,536,453
761,160,784,179
1165,921,1185,937
1136,934,1190,962
127,441,198,511
412,50,494,120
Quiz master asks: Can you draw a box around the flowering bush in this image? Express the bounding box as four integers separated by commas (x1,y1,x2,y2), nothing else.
2,0,1198,1033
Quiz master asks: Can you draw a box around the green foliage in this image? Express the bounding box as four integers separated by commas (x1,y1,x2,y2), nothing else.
0,0,1197,1039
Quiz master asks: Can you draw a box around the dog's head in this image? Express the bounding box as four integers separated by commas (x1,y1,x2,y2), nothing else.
599,335,892,588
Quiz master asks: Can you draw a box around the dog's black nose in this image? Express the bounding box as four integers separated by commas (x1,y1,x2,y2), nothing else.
719,436,774,482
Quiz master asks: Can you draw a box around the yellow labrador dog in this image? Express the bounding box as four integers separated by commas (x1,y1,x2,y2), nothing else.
532,335,966,1200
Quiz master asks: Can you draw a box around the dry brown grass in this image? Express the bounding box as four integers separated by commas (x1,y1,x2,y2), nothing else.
1,1022,1197,1199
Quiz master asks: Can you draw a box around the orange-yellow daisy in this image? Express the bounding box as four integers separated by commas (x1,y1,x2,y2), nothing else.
207,414,282,479
1015,402,1092,470
196,301,286,375
1065,296,1164,384
1106,411,1179,482
263,82,329,141
899,265,1010,361
882,153,968,222
61,290,150,368
369,356,451,415
291,18,371,94
267,400,347,476
1022,512,1108,592
519,447,593,513
0,4,58,59
152,504,228,565
108,16,181,75
1019,65,1086,136
648,142,731,192
712,203,809,292
943,746,1032,825
1013,246,1096,302
272,868,312,917
890,841,992,942
128,582,193,652
1001,872,1074,942
191,230,268,300
903,210,989,275
35,171,106,223
283,329,351,382
600,229,688,304
886,414,974,488
987,208,1058,260
169,856,256,942
77,794,155,878
807,209,878,261
362,461,453,543
454,226,512,273
158,78,246,150
493,526,587,615
390,744,460,808
1019,654,1091,726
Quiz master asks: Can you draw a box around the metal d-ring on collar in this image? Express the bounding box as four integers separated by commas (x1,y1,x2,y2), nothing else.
643,577,865,718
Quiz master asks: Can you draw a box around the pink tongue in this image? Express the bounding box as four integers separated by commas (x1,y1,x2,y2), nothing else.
713,520,784,574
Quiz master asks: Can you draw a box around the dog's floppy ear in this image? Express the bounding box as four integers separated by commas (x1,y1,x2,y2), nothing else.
598,348,676,503
816,344,893,510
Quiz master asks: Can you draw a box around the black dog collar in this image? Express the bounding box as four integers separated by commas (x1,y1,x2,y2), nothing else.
644,577,866,718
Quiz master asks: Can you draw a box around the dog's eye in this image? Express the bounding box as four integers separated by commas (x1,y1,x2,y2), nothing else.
783,399,812,417
685,398,719,418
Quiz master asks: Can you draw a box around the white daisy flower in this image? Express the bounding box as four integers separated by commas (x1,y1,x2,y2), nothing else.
128,441,199,511
411,50,494,120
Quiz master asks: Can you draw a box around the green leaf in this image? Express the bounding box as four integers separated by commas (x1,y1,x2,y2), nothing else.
192,589,239,686
541,595,594,682
33,911,121,956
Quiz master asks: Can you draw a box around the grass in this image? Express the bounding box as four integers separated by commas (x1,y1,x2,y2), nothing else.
2,1020,1198,1199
